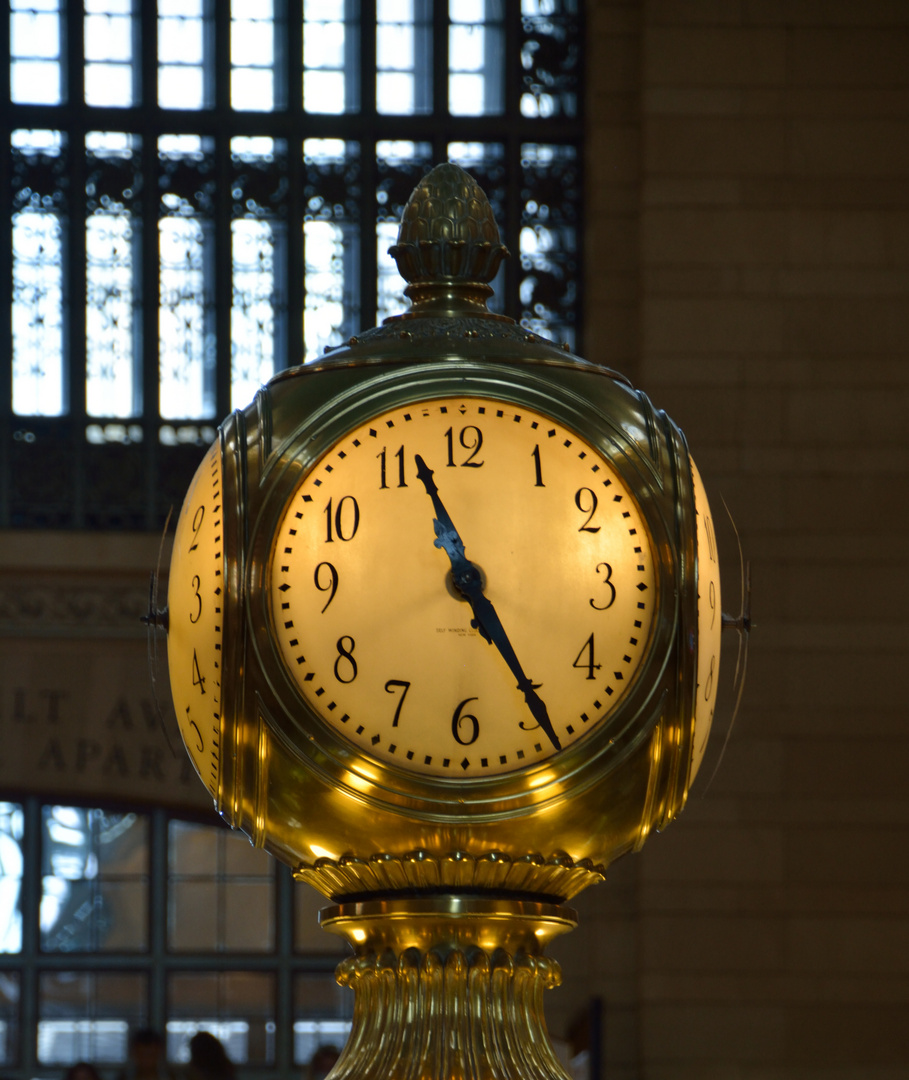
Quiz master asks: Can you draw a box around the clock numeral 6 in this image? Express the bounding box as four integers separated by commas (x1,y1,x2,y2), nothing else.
451,697,480,746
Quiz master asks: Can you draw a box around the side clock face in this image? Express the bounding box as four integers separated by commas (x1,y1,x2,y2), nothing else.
267,396,658,779
167,441,224,799
689,457,721,782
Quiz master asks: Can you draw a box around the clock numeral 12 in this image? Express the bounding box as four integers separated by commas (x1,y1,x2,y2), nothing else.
444,426,484,468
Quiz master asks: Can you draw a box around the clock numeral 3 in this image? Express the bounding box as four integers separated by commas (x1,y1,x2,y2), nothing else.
333,636,358,683
189,575,202,623
589,562,616,610
444,425,484,468
314,561,339,612
451,697,480,746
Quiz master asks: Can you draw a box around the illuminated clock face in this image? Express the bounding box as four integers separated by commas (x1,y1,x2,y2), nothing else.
689,456,721,783
267,397,658,779
167,441,224,800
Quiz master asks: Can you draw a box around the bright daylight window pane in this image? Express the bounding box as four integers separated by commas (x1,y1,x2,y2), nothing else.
159,135,213,420
376,0,430,115
232,214,275,407
84,0,133,107
449,1,504,116
303,0,352,114
86,132,139,418
231,0,274,111
10,0,62,105
303,138,357,361
12,129,65,417
0,804,24,955
158,0,205,109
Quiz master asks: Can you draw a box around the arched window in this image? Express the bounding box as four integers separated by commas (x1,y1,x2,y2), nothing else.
2,2,583,529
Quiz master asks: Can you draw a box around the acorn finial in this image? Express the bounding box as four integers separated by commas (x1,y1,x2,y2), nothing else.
389,163,509,307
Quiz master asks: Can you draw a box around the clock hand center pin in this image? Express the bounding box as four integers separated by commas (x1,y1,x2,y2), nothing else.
414,454,562,752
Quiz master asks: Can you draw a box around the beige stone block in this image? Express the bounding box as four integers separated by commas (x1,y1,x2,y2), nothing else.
643,263,742,293
645,26,787,85
647,0,745,26
788,28,909,86
643,176,742,206
786,1004,909,1066
643,207,789,263
780,267,909,297
641,913,785,971
787,296,909,353
590,123,641,182
792,119,909,178
746,0,909,26
785,739,909,802
646,116,788,174
644,296,785,353
790,86,909,119
641,1002,786,1062
639,823,785,885
786,386,909,446
789,210,889,265
644,86,745,116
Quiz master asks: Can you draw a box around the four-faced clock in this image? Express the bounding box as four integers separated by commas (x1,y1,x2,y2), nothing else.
167,440,224,799
267,395,658,778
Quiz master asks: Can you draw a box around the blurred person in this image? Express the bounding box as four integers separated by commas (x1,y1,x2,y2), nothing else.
306,1044,340,1080
187,1032,235,1080
119,1028,175,1080
64,1064,102,1080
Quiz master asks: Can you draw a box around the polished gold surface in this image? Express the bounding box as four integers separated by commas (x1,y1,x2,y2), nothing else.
166,163,721,1080
320,896,575,1080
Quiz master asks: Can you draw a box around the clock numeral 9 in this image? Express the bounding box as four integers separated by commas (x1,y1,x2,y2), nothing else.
324,496,360,543
333,636,358,683
444,425,484,468
707,579,717,629
314,561,339,612
451,697,480,746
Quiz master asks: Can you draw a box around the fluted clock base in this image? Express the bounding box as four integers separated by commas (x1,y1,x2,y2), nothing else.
320,896,578,1080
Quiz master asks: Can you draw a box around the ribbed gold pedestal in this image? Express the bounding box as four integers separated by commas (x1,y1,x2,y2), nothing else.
320,896,578,1080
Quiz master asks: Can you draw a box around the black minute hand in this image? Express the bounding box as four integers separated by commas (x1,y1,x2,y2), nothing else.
414,454,562,752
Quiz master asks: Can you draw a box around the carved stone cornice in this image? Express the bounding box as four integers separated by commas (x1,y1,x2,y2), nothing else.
0,572,148,639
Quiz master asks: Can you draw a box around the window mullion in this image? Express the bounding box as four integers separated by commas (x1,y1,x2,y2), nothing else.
213,0,232,419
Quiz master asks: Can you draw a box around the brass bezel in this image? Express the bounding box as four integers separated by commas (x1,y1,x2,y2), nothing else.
245,360,680,822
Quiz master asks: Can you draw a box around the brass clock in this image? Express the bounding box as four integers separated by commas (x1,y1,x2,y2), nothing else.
266,395,657,780
163,163,728,1080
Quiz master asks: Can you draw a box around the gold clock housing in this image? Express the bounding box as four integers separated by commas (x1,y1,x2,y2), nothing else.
166,163,722,904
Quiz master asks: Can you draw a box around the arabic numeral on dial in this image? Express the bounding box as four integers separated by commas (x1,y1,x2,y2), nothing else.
378,446,407,489
589,562,616,610
314,561,339,612
444,425,484,468
333,636,358,683
324,495,360,542
704,654,716,701
189,575,202,623
572,633,602,680
186,710,204,753
192,649,206,694
189,504,205,551
704,512,718,563
384,679,411,726
575,488,601,533
451,697,480,746
531,444,544,487
708,579,717,629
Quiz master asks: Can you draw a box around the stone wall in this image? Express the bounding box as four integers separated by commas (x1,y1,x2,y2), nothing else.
569,1,909,1077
